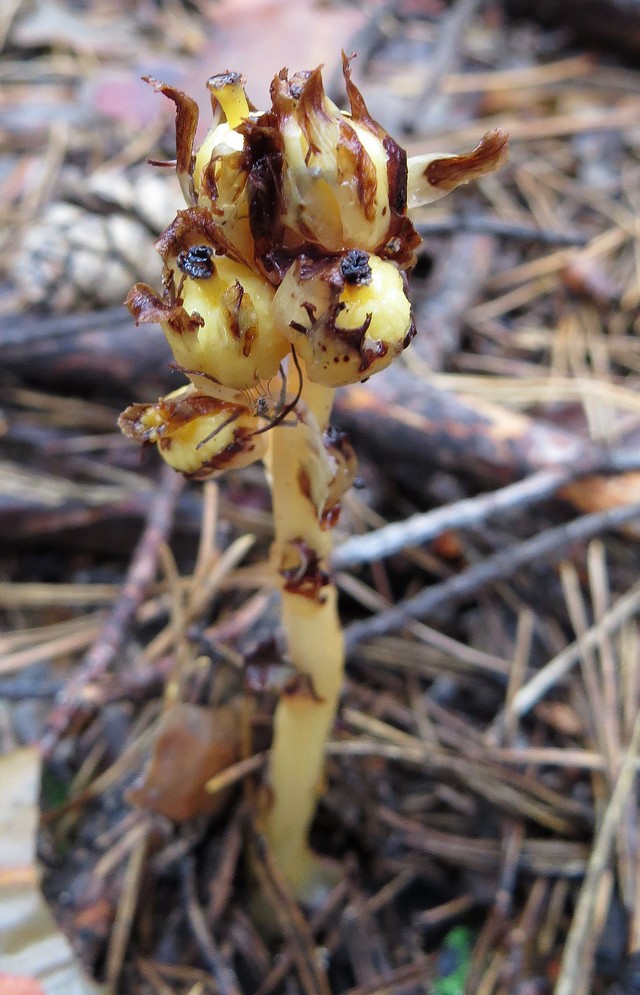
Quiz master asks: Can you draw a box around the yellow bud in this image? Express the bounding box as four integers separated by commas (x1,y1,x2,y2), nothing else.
273,250,414,387
169,249,289,393
118,388,267,479
193,75,254,262
206,72,250,130
133,209,290,397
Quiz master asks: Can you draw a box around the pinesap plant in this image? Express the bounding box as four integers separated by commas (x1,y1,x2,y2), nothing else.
119,55,508,902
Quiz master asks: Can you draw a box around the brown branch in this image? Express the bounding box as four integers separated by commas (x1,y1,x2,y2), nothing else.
344,500,640,650
181,856,243,995
416,215,588,246
335,368,640,525
0,307,172,394
41,463,184,755
333,448,640,570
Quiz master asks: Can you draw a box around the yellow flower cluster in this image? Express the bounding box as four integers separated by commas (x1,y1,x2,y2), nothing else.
119,56,508,477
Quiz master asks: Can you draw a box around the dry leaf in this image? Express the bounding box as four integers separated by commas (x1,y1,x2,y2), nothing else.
127,702,243,821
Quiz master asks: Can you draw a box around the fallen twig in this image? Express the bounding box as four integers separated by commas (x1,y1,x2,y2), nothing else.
41,463,184,755
334,448,640,569
344,500,640,649
554,713,640,995
181,856,243,995
417,214,588,245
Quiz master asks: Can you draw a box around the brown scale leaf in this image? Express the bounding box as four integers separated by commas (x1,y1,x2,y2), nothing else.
425,128,510,191
143,77,199,203
125,282,204,335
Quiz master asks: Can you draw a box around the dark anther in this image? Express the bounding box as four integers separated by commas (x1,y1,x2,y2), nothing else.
207,72,242,89
340,249,372,285
177,245,215,280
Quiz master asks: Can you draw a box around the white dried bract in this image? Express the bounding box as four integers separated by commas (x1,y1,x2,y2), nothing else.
407,129,509,210
272,64,393,254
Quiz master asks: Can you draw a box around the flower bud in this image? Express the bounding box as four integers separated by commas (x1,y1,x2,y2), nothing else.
171,249,288,392
272,249,414,387
269,57,412,258
118,388,267,479
127,209,290,399
193,73,255,262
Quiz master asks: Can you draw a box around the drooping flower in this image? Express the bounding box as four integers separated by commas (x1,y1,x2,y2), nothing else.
127,208,289,402
118,387,267,479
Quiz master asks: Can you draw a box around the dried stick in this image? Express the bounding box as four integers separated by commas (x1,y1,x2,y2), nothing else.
417,215,588,245
344,500,640,650
334,449,640,570
554,713,640,995
181,856,243,995
334,466,569,569
250,830,334,995
105,829,149,991
255,878,350,995
510,577,640,720
42,463,184,754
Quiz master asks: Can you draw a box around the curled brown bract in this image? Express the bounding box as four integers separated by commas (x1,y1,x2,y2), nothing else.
143,77,199,204
118,392,265,480
125,283,204,336
425,129,510,191
118,394,241,441
280,539,330,601
184,432,260,479
341,51,380,136
155,207,247,268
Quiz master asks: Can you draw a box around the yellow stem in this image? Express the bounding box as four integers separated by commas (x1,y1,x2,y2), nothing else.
261,372,344,902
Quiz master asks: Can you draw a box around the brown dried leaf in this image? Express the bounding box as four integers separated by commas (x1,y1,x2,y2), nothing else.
127,702,243,821
424,129,510,192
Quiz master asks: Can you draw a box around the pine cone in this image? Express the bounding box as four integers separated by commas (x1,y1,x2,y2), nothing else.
12,169,176,312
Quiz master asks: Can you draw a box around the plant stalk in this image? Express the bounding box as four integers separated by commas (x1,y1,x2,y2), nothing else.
262,372,344,901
